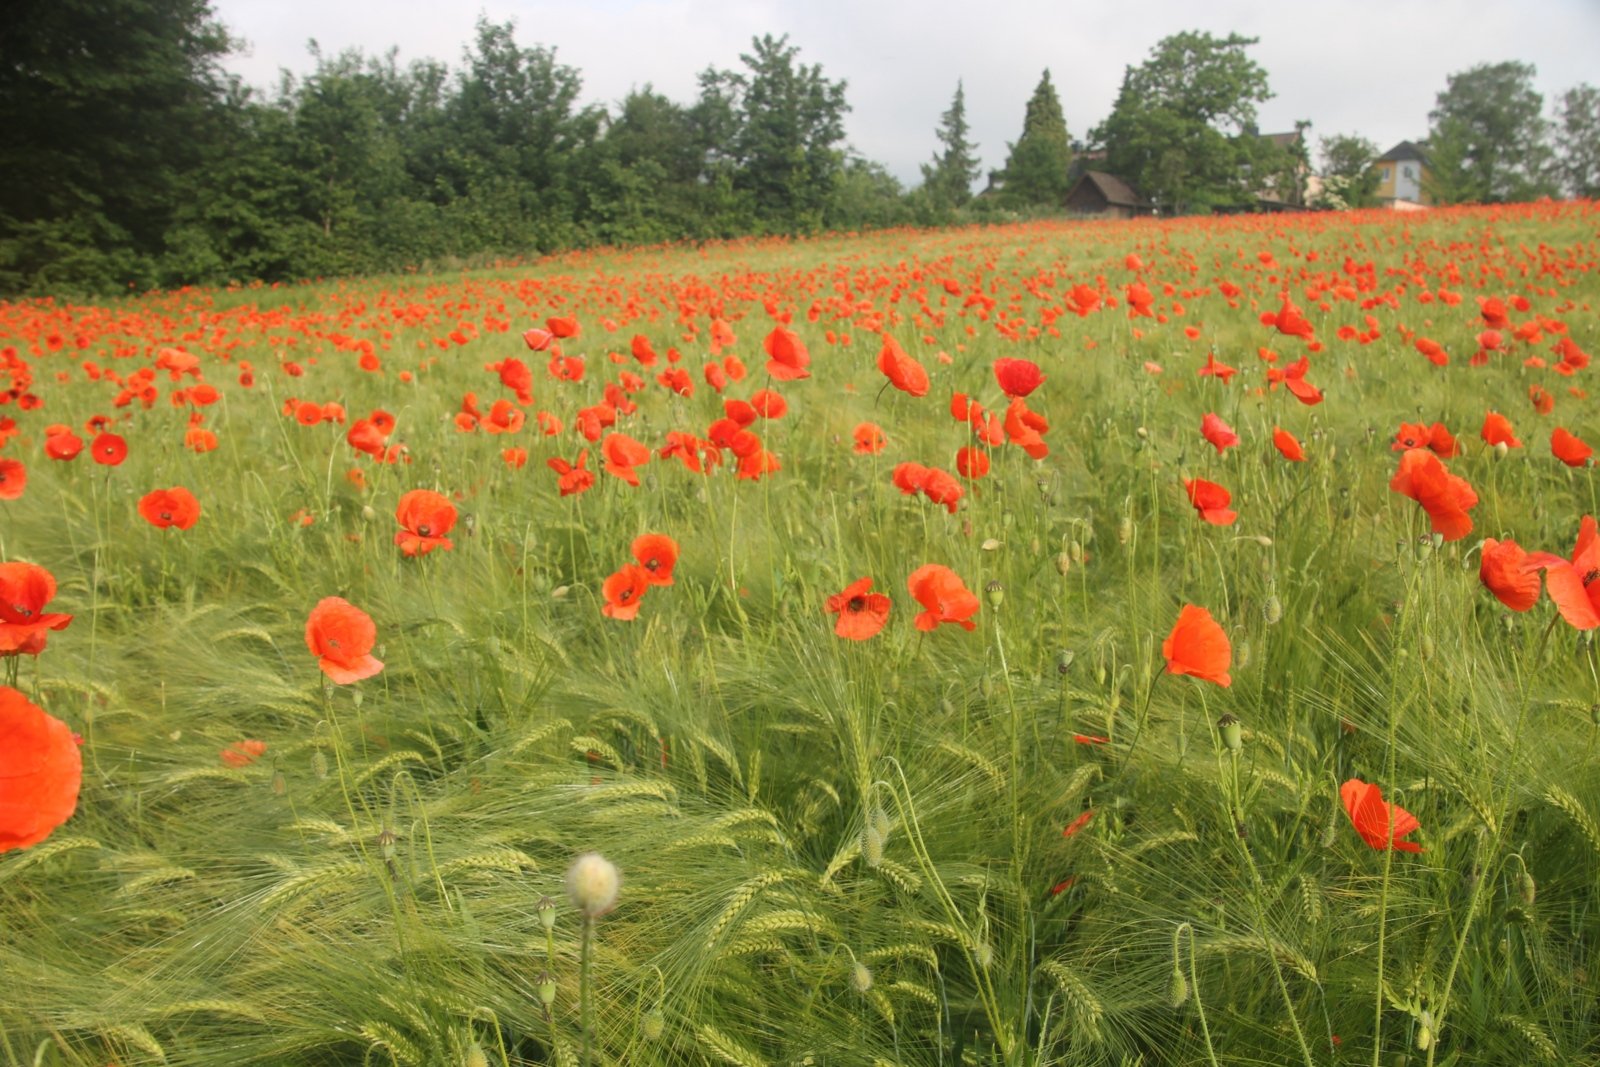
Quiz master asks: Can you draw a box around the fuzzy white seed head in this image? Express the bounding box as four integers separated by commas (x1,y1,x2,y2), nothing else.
851,962,873,993
566,852,621,917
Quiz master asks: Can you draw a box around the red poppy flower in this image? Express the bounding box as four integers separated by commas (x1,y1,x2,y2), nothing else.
138,487,201,530
1552,427,1592,467
1478,296,1509,330
1340,778,1423,853
1004,397,1049,459
1162,605,1231,687
879,336,930,397
1482,412,1521,448
1389,449,1477,542
0,686,82,853
826,576,891,640
91,432,127,466
1530,515,1600,629
546,316,580,339
305,597,384,684
45,428,83,461
763,326,810,381
1264,295,1315,341
906,564,980,632
0,563,72,657
1184,479,1237,525
1198,351,1236,384
1479,539,1541,612
750,388,788,419
522,327,556,352
220,739,268,768
955,446,990,479
1426,422,1460,457
1272,427,1306,462
0,459,24,500
601,563,650,621
495,357,534,403
602,433,650,485
852,422,886,454
502,447,528,468
548,451,594,496
993,357,1044,399
1199,413,1239,455
1062,810,1094,838
631,534,678,587
394,489,457,556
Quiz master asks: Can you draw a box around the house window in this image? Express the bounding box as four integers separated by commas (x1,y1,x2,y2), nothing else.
1402,165,1415,181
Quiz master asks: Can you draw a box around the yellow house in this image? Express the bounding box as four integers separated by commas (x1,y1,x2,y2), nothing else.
1372,141,1431,207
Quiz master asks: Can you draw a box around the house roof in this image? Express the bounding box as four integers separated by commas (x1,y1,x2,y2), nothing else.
1072,170,1146,208
1259,130,1303,150
1377,140,1429,164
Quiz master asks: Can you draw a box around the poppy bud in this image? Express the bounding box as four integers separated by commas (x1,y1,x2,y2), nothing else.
1590,703,1600,727
861,824,884,868
974,941,994,969
1430,532,1444,550
1002,511,1014,529
1494,441,1508,459
1420,633,1435,661
1056,551,1071,576
271,770,287,796
851,961,873,993
1118,516,1133,545
1169,966,1190,1008
1217,713,1243,752
985,579,1004,610
1136,426,1148,439
640,1008,665,1041
536,894,557,932
1069,540,1085,565
1056,649,1074,674
1262,595,1282,625
981,538,1001,551
1416,1009,1434,1051
311,750,329,780
465,1042,489,1067
537,971,557,1008
361,504,377,523
1519,869,1537,906
870,805,891,841
551,585,570,599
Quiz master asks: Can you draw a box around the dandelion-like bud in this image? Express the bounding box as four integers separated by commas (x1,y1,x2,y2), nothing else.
1217,713,1243,753
851,961,873,993
566,852,621,917
640,1008,665,1041
1262,595,1283,625
1168,966,1190,1008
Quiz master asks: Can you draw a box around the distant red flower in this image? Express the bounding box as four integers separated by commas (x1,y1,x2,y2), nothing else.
220,739,268,768
1482,412,1521,448
602,433,650,485
0,686,82,853
1198,351,1236,384
631,534,679,587
0,563,72,657
749,388,788,419
1390,449,1477,542
522,326,556,352
1004,397,1049,459
852,422,886,454
993,357,1044,399
546,316,580,339
1479,539,1541,612
1552,427,1592,467
45,428,83,461
1529,384,1554,415
879,336,930,397
1272,427,1306,462
138,487,201,530
0,459,24,500
1062,810,1095,837
601,563,649,621
394,489,457,556
955,446,990,480
1162,605,1231,687
763,326,811,381
1199,413,1239,454
1185,478,1238,525
90,432,127,466
826,576,891,640
305,597,383,684
548,451,594,496
1341,778,1423,853
906,564,979,632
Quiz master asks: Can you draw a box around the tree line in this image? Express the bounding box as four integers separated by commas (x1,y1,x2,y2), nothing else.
2,2,1594,296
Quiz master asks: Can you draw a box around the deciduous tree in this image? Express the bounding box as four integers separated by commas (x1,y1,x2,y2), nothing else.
1555,84,1600,199
1425,61,1555,204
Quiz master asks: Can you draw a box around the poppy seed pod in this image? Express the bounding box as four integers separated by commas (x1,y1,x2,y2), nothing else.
536,894,557,932
537,971,557,1008
1217,713,1243,753
985,579,1004,610
1056,649,1075,674
565,852,621,917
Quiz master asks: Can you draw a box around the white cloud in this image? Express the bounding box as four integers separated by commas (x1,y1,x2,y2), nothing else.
214,0,1600,185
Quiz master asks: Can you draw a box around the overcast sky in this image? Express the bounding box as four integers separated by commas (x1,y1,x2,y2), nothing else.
212,0,1600,187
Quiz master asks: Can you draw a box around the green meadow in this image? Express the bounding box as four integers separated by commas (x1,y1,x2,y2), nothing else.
3,202,1599,1066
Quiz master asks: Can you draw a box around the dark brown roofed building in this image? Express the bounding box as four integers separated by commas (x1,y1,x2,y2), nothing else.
1065,171,1150,220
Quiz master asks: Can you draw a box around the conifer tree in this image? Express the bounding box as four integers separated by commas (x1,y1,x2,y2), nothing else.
921,81,980,209
999,71,1072,207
